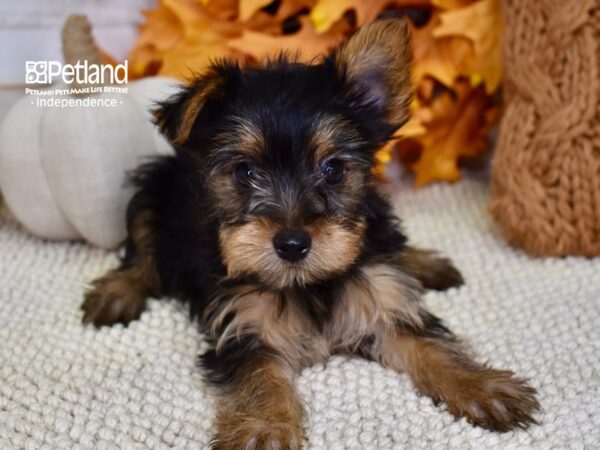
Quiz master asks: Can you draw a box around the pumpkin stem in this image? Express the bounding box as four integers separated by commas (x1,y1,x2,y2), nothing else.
61,14,107,94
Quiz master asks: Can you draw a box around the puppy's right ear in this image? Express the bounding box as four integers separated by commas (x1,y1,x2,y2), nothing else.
333,19,412,128
153,73,222,146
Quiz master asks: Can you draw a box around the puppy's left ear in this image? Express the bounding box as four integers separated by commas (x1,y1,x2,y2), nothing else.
153,73,222,146
334,19,412,127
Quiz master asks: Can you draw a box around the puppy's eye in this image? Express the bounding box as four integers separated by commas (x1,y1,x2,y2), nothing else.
234,162,255,188
321,159,345,185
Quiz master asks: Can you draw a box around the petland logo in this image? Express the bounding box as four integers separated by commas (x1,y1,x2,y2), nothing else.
24,60,129,108
25,60,128,86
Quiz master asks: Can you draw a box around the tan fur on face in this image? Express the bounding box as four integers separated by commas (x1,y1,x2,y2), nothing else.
219,218,365,289
212,353,305,449
326,264,424,351
311,114,365,162
212,116,265,158
335,19,412,125
206,285,328,368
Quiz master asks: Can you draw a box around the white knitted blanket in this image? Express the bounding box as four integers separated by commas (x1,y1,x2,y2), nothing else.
1,174,599,449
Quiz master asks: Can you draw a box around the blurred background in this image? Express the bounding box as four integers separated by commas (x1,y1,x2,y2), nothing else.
0,0,149,85
0,0,502,187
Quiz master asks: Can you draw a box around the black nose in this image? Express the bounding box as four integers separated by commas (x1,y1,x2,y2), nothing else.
273,230,311,262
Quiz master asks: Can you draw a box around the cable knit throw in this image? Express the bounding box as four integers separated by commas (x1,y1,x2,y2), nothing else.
490,0,600,256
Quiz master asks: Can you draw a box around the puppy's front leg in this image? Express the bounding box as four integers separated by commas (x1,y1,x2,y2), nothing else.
337,263,538,430
204,348,304,450
201,286,326,449
82,211,159,327
370,325,540,431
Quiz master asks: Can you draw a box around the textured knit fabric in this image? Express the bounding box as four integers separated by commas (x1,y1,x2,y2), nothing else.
490,0,600,256
1,174,599,449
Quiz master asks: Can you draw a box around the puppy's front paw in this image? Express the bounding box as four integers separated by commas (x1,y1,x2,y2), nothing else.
81,271,147,327
422,256,464,291
444,368,540,432
211,418,302,450
400,248,464,291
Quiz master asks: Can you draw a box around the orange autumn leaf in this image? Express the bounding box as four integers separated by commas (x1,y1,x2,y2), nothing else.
433,0,502,93
239,0,275,21
128,45,162,79
243,0,316,35
432,0,476,9
201,0,308,20
310,0,437,33
129,0,241,78
310,0,387,33
397,80,494,186
136,2,183,51
128,1,184,77
200,0,239,20
397,116,428,138
409,14,473,88
261,0,317,23
228,16,349,62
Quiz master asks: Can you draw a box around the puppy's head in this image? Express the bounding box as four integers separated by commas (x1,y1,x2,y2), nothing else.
156,19,412,290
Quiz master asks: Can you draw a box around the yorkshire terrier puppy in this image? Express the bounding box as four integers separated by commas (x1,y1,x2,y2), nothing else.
82,19,539,449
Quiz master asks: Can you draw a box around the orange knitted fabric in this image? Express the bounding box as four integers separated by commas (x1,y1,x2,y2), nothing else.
490,0,600,257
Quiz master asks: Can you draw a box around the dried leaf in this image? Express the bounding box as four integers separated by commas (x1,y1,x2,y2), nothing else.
136,3,183,50
128,45,162,78
432,0,476,9
243,0,316,35
409,14,473,88
228,16,349,62
310,0,387,33
268,0,317,22
129,0,241,78
199,0,239,20
239,0,275,21
128,1,184,77
433,0,502,93
397,116,428,138
397,80,494,186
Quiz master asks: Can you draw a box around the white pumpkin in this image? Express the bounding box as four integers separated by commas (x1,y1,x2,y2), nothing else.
0,15,182,248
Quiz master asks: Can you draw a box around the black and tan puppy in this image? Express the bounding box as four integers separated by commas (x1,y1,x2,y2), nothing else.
82,19,539,449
